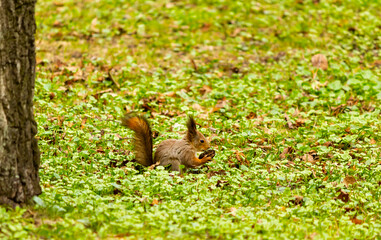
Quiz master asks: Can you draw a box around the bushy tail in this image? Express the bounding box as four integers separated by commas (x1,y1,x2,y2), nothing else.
121,113,153,166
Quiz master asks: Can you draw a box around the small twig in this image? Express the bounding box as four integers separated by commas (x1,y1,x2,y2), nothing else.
190,59,198,72
107,71,120,89
312,68,318,81
94,88,113,96
284,113,294,129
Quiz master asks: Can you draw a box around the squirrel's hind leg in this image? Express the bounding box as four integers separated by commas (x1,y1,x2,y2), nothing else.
169,160,181,172
158,158,181,172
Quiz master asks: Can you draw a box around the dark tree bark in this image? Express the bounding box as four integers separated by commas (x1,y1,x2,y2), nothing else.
0,0,41,207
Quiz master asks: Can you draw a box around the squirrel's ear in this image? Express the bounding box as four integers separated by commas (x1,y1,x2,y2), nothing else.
186,115,197,137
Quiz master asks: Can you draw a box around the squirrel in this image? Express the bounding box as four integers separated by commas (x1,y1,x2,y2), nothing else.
121,113,214,172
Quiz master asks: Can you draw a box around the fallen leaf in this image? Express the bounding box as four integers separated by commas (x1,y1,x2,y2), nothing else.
199,85,213,96
163,92,177,97
246,112,257,119
290,195,303,206
235,151,249,165
53,1,64,6
151,199,159,206
211,97,227,113
216,179,229,188
201,23,212,32
90,18,99,33
192,103,203,111
284,113,294,129
231,28,242,37
331,104,347,116
311,54,328,70
274,95,285,101
323,141,332,147
307,232,318,240
49,92,56,100
336,189,350,203
81,117,87,130
372,60,381,68
346,96,359,106
53,20,63,28
302,154,315,163
280,147,294,159
229,207,237,217
294,118,305,128
343,175,356,188
351,217,363,225
292,108,300,117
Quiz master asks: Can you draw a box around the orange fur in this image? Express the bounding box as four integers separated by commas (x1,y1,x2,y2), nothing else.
122,113,213,172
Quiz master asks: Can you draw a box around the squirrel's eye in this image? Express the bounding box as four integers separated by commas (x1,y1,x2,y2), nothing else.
200,139,204,143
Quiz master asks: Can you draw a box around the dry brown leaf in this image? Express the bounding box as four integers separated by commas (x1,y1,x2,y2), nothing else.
284,113,294,129
211,97,227,113
235,151,249,165
372,60,381,68
81,117,87,130
302,154,315,163
53,20,63,28
323,141,332,147
280,147,294,159
331,104,347,116
49,92,56,100
90,18,99,33
311,54,328,70
295,118,305,128
229,207,237,217
207,170,227,178
53,1,64,6
292,108,300,117
346,96,359,106
231,28,242,37
199,85,213,96
306,232,318,240
96,147,105,153
336,189,350,203
163,92,177,97
192,103,203,111
216,179,229,187
343,175,356,188
370,138,376,144
351,217,364,225
246,112,257,119
290,195,304,206
274,95,285,101
151,198,159,206
232,123,240,130
201,23,212,32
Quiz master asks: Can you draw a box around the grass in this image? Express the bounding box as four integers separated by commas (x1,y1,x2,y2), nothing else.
1,0,381,239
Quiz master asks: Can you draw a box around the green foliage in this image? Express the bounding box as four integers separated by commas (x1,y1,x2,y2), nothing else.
1,0,381,239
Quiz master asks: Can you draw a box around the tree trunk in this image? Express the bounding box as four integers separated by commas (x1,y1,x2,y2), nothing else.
0,0,41,207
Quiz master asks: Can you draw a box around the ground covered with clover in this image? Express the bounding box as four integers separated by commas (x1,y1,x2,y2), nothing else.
1,0,381,239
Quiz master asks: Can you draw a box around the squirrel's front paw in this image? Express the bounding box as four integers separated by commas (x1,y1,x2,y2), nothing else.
199,149,215,160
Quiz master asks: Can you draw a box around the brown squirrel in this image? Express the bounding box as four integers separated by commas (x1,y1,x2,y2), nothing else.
122,113,214,172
